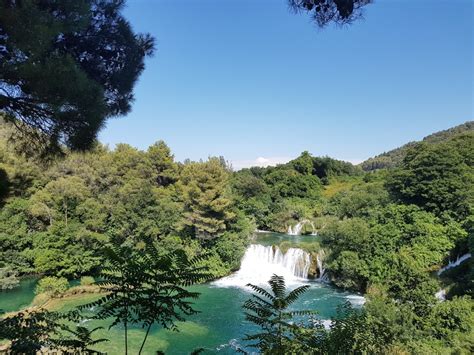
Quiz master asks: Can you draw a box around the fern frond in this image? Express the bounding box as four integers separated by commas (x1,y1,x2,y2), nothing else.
284,284,311,305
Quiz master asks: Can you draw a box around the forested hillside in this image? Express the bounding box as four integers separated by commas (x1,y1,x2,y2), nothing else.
232,151,362,233
0,122,253,283
361,121,473,171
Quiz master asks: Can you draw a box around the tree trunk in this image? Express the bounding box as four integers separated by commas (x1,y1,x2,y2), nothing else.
124,319,128,355
138,323,152,354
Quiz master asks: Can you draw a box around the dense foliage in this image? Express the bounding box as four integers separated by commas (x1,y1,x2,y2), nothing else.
35,276,69,297
386,132,473,221
0,123,253,280
232,151,362,232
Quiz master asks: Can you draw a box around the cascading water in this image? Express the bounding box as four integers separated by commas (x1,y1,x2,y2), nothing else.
287,220,317,235
288,222,304,236
213,244,311,287
437,253,472,275
316,250,328,282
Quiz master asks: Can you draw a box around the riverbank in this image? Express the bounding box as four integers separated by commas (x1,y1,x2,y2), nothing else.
0,284,104,352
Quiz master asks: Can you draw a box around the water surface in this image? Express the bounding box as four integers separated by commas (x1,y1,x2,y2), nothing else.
0,277,37,313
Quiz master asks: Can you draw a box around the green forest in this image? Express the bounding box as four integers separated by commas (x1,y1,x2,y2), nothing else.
1,119,473,353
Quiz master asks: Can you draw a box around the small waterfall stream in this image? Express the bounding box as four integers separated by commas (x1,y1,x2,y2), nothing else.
288,222,304,236
287,220,317,235
316,250,328,282
214,244,311,287
437,253,471,275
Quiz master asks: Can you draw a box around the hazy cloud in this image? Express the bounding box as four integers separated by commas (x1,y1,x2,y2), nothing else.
231,156,293,170
345,158,364,165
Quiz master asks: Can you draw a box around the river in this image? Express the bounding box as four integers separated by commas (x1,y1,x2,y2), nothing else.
0,232,364,354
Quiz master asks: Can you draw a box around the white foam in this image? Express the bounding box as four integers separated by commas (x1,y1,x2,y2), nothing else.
213,244,311,288
288,220,316,235
321,319,333,330
346,294,366,306
435,289,446,301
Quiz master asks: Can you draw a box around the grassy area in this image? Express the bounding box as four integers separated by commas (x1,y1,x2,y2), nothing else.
44,292,102,312
279,240,321,253
322,176,361,198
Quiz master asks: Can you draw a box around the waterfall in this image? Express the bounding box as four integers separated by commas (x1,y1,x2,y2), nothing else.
287,220,316,235
346,295,366,306
213,244,311,287
435,289,446,301
288,222,304,235
437,253,471,275
316,250,328,282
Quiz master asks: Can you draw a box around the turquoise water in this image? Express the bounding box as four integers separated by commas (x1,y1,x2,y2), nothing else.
0,277,37,313
0,278,83,314
65,281,355,354
0,233,363,354
179,282,353,353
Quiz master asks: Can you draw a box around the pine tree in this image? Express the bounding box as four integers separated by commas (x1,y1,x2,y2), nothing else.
0,0,154,156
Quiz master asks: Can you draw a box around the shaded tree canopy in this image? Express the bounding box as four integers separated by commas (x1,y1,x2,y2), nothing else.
0,0,154,156
288,0,372,27
386,132,474,221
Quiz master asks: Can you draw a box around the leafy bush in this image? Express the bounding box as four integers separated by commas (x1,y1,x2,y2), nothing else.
35,277,68,296
199,252,230,278
80,276,95,286
0,267,20,290
429,296,473,339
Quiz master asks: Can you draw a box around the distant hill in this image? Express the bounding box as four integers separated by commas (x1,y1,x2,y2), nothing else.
360,121,474,171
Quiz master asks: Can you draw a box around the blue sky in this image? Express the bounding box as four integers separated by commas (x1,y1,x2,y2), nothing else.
99,0,473,168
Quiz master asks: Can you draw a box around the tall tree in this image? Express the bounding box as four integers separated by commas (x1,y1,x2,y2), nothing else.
147,140,178,187
178,158,235,241
0,0,154,156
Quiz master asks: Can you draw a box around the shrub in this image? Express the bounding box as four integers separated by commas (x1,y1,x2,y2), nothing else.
80,276,95,286
0,267,20,290
429,296,473,339
35,276,68,296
